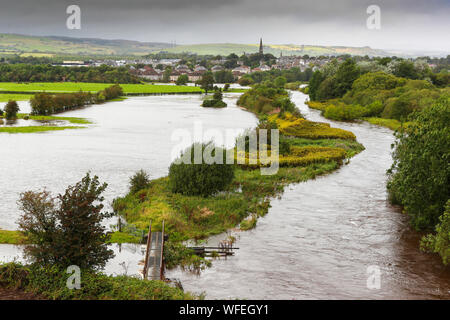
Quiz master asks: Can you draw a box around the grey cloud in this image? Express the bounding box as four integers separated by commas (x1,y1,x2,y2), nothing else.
0,0,448,52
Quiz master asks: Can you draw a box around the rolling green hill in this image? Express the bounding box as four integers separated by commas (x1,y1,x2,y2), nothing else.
0,33,390,58
0,33,171,57
162,43,390,57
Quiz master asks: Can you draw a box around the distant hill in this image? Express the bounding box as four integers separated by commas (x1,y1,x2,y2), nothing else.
0,33,391,57
0,33,172,57
162,43,391,57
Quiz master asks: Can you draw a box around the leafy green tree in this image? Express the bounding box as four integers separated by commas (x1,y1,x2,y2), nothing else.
334,59,360,97
168,143,234,197
17,173,114,270
200,72,215,94
308,70,325,101
4,100,20,120
274,76,287,88
163,66,172,82
392,60,419,79
421,200,450,265
176,74,189,85
387,99,450,230
129,170,150,194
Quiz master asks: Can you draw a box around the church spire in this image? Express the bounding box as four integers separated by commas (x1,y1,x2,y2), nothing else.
259,38,263,55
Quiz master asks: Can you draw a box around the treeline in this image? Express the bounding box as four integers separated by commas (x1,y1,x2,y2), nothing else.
30,84,123,115
239,67,314,86
308,58,449,121
387,99,449,265
0,64,140,83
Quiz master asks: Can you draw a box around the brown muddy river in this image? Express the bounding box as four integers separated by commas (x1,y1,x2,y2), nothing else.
1,91,449,299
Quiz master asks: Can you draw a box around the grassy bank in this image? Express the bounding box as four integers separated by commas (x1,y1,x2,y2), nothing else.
0,82,202,95
0,230,141,245
307,100,411,131
0,262,197,300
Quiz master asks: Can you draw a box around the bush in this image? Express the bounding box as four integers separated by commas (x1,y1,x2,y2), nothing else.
17,173,114,270
176,74,189,85
129,170,150,194
421,200,450,265
387,99,450,230
0,262,196,300
169,143,235,197
323,103,366,121
4,100,20,120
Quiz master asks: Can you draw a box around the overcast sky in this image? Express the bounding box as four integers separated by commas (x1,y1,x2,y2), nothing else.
0,0,449,53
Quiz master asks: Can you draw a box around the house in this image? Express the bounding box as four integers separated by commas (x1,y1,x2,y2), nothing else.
194,65,208,73
175,64,191,73
211,65,224,72
140,67,162,81
170,70,181,82
252,64,271,73
188,72,204,82
232,65,251,74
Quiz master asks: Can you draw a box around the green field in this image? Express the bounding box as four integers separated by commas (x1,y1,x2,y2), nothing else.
0,94,33,102
0,83,202,94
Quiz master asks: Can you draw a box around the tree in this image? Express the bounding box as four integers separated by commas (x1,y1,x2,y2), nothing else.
168,143,234,197
200,72,214,94
163,66,172,82
274,76,287,88
18,173,114,270
176,74,189,85
387,99,450,230
334,59,360,97
308,70,325,101
129,170,150,194
4,100,20,120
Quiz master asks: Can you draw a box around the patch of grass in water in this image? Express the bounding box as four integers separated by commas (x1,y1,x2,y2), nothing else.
0,126,84,133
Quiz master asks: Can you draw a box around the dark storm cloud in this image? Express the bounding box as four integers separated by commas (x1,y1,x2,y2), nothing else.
0,0,449,52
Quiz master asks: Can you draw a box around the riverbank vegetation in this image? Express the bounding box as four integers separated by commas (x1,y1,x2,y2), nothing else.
386,99,449,265
306,58,449,128
0,262,196,300
0,173,197,300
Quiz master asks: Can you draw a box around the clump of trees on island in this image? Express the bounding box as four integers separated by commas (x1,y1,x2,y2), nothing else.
30,84,123,115
202,90,227,108
237,80,297,115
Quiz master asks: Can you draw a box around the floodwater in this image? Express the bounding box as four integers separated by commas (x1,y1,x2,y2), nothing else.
1,91,449,299
0,93,256,230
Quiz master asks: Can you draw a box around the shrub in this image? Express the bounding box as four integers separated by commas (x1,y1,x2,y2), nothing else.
420,200,450,265
176,74,189,85
387,99,450,230
169,143,235,197
17,173,114,270
324,103,366,121
4,100,20,120
129,170,150,194
0,262,196,300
